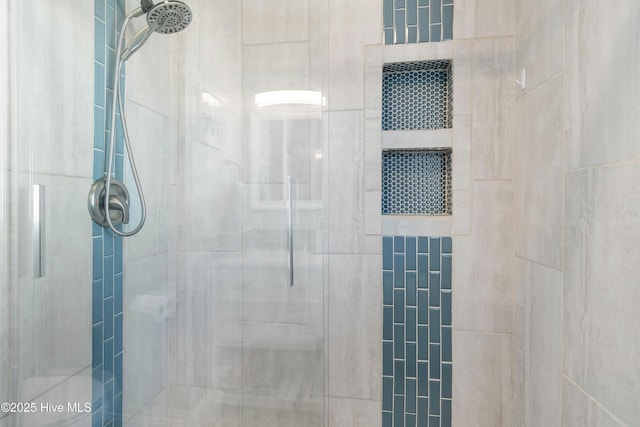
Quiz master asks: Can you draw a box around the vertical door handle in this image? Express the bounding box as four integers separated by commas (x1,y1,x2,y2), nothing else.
287,175,294,287
33,184,45,278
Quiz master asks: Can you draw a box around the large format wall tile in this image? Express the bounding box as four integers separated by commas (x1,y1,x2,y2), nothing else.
515,75,563,269
472,37,515,180
516,258,562,427
329,254,381,400
565,0,640,170
329,397,380,427
242,0,309,45
123,254,169,421
176,252,241,390
328,0,381,111
328,111,366,254
564,164,640,425
454,182,514,333
25,1,93,179
476,0,515,38
453,331,513,427
515,0,564,95
562,379,624,427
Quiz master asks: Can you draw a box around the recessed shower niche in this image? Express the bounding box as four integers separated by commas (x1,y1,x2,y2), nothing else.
382,149,452,215
382,60,452,131
381,59,453,216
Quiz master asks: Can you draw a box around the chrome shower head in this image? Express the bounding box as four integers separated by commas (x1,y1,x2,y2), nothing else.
120,1,192,61
146,1,192,34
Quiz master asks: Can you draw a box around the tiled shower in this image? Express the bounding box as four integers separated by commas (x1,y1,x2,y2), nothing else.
2,0,640,427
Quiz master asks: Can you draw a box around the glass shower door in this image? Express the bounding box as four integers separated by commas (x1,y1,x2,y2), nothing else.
4,1,94,426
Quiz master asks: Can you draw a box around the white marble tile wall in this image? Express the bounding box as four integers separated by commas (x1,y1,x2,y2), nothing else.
515,0,640,425
326,0,384,424
453,331,513,427
452,2,516,425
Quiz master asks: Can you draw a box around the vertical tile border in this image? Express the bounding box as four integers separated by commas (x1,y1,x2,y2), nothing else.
383,236,452,427
382,0,454,45
94,0,125,426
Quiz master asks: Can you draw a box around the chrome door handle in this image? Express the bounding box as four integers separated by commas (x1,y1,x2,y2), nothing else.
33,185,45,278
287,175,294,287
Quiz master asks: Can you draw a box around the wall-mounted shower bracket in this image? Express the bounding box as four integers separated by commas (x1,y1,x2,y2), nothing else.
87,177,130,227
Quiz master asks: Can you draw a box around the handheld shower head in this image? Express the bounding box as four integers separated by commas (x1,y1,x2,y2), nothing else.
146,1,192,34
121,1,192,61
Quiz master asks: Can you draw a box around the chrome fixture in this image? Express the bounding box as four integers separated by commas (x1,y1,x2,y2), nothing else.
88,1,192,237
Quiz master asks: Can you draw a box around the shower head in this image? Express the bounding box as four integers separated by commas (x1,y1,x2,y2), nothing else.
120,1,192,61
146,1,193,34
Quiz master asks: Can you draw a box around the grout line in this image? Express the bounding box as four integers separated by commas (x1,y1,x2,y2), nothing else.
563,376,628,426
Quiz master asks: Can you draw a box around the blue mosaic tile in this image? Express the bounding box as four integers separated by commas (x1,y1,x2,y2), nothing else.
394,290,405,323
383,236,452,426
382,150,452,215
408,26,418,43
442,364,452,399
383,0,453,44
417,363,428,396
95,2,125,426
406,273,417,306
383,237,394,270
417,291,429,324
395,324,405,358
383,377,394,411
383,0,394,27
430,344,441,378
406,308,417,341
443,6,453,40
384,306,394,341
395,396,406,427
430,237,441,270
418,325,429,360
406,379,417,413
442,327,452,362
395,361,406,394
383,411,393,427
406,237,417,270
442,399,452,427
417,398,428,426
406,343,417,377
383,342,394,376
382,60,452,132
395,10,406,44
429,381,440,415
429,308,441,343
429,273,441,307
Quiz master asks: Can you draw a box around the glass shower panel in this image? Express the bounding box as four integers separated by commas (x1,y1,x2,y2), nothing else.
241,113,325,426
7,1,94,425
239,0,326,423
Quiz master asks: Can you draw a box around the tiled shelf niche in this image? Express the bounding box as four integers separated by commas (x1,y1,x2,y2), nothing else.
381,60,453,218
382,60,452,131
382,149,452,215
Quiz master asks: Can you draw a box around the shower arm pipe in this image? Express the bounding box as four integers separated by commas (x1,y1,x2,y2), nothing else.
103,8,147,237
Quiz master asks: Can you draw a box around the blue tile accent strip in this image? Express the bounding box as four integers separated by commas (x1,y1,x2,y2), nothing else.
383,236,452,427
382,0,453,44
94,1,124,425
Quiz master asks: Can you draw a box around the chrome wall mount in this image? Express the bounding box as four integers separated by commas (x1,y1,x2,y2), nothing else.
87,178,130,227
88,1,192,237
